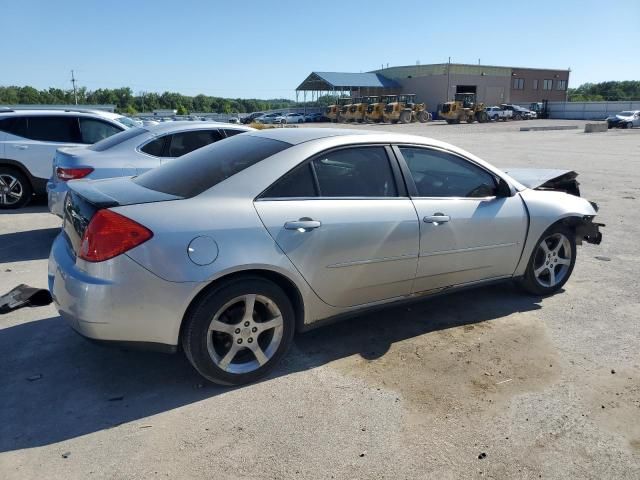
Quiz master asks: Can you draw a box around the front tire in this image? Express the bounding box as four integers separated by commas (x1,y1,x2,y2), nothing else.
0,167,32,209
519,224,576,295
182,277,295,386
627,122,633,129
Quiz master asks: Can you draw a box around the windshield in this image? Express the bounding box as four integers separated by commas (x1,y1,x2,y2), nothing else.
88,127,148,152
133,135,291,198
618,111,634,116
114,116,140,128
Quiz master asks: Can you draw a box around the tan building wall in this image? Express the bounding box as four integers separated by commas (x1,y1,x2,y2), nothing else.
509,68,570,103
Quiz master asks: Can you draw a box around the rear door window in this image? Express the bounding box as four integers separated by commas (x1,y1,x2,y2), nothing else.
312,147,397,197
261,163,317,198
223,129,244,137
79,118,122,144
25,116,80,142
140,136,167,157
167,129,224,157
89,127,147,152
0,117,28,137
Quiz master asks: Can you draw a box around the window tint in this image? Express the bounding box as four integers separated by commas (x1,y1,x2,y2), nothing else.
134,135,290,198
400,147,497,198
140,136,166,156
262,163,317,198
223,128,244,137
312,147,397,197
26,116,79,142
0,117,28,137
79,118,121,144
167,129,223,157
89,127,147,152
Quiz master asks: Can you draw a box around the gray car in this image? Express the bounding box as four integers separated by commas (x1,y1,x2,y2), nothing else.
48,128,603,385
47,121,252,217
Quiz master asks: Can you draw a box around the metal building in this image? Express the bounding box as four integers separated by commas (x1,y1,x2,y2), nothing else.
297,63,570,110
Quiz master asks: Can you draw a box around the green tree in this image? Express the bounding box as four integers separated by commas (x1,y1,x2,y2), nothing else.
176,104,188,115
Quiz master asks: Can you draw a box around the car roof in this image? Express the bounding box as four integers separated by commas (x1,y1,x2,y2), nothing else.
144,121,253,135
246,127,375,145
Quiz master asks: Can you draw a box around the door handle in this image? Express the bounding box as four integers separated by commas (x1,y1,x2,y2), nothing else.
284,219,321,231
423,214,450,224
13,145,28,150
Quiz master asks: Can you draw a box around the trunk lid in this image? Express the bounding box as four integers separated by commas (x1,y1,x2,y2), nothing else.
62,177,180,255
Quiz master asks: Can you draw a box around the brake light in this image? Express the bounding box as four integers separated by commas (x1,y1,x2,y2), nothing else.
56,167,94,181
79,210,153,262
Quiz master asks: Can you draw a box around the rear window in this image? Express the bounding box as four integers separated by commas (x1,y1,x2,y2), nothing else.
88,127,147,152
133,135,290,198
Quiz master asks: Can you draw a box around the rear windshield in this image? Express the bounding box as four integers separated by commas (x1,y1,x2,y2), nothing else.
88,127,147,152
133,135,290,198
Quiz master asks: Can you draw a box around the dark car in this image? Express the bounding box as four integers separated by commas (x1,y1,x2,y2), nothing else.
242,112,265,124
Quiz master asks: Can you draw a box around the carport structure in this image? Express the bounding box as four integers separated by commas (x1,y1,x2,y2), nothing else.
295,71,400,104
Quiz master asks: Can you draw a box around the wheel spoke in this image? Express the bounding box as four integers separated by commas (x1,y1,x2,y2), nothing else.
218,343,241,370
8,178,18,189
257,315,283,333
0,177,7,187
548,267,556,286
242,294,256,322
0,194,6,205
557,257,571,266
250,343,269,366
551,241,563,255
539,240,551,255
534,265,548,277
208,319,236,335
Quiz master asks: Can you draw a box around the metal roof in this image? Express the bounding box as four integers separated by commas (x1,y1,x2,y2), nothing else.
296,72,399,91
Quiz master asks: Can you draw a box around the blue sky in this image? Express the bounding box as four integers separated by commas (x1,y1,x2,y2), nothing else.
4,0,639,99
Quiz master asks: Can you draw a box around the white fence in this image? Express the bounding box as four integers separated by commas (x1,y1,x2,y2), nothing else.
547,101,640,120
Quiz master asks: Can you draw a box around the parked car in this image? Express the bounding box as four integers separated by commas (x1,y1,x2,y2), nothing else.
228,117,241,124
499,104,531,120
304,112,326,122
283,113,305,124
49,128,603,386
485,106,513,122
0,108,133,208
47,122,252,217
241,112,265,125
606,110,640,129
255,113,285,124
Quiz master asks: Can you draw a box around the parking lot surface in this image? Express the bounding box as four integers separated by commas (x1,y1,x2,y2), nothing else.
1,120,639,479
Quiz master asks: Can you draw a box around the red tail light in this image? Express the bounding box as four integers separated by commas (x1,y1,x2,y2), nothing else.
56,167,94,181
79,210,153,262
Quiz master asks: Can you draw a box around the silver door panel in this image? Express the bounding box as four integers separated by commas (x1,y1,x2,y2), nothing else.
255,199,419,307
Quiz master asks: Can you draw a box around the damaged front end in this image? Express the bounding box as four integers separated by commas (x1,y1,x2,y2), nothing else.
503,168,581,196
504,168,604,245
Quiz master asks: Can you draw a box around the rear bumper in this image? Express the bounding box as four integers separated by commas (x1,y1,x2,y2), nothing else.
46,180,67,217
48,233,200,347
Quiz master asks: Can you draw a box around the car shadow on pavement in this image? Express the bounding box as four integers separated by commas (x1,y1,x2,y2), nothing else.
0,283,542,452
0,227,60,263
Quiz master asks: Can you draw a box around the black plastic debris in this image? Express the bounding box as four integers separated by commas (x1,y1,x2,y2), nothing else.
0,284,52,314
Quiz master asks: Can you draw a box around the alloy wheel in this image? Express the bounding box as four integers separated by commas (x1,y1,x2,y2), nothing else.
0,174,23,206
206,294,284,374
533,233,572,288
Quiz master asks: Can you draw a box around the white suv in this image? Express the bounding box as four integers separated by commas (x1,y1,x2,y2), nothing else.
0,108,133,208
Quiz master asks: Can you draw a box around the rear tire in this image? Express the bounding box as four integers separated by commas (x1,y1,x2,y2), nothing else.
519,224,576,296
182,277,295,386
0,167,32,209
417,110,429,123
399,110,412,124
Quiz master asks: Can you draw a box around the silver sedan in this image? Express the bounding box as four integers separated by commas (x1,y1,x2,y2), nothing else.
47,121,252,217
48,128,603,385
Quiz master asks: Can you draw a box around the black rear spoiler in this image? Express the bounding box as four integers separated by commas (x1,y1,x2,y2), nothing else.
68,177,181,208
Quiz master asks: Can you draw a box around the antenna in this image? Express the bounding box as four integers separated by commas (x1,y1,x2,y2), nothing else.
70,70,78,105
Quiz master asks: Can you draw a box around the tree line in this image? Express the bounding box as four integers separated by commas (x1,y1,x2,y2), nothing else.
567,81,640,102
1,81,638,114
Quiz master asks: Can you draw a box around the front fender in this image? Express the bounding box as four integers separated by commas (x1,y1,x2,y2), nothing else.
514,189,602,276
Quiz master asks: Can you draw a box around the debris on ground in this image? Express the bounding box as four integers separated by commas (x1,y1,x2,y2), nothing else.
0,284,52,314
478,452,487,460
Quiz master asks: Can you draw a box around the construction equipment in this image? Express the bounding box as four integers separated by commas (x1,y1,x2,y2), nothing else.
382,94,432,124
438,92,489,124
325,97,351,123
364,95,392,123
529,100,549,119
343,97,369,123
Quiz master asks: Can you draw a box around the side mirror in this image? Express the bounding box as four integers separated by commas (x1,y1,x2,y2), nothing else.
496,178,513,197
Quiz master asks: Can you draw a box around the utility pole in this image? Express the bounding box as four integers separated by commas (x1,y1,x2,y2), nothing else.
70,70,78,105
446,57,451,101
